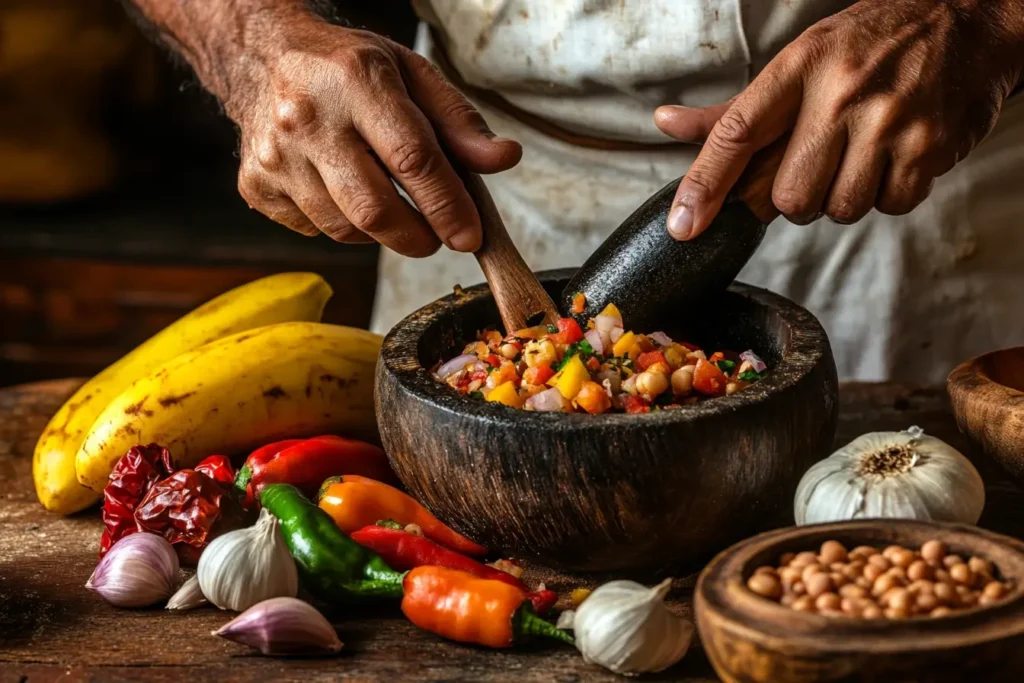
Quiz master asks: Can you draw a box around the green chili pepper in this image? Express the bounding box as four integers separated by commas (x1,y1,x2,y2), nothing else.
259,483,405,601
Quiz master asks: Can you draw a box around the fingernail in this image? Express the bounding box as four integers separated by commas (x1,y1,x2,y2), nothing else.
667,204,694,240
448,230,481,253
480,128,513,144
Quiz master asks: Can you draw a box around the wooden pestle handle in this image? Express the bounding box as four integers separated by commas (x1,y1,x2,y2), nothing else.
461,172,560,333
732,136,789,224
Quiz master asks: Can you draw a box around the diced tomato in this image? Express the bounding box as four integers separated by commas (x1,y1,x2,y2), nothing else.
571,292,586,315
493,361,519,385
693,359,728,397
523,364,555,386
547,318,584,345
636,350,667,373
585,356,601,371
482,354,500,367
709,351,726,363
623,395,651,414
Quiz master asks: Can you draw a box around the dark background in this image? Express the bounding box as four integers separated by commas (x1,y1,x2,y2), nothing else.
0,1,418,387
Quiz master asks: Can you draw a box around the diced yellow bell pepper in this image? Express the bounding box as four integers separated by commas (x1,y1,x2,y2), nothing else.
486,381,523,408
599,303,622,320
554,355,589,399
612,331,641,359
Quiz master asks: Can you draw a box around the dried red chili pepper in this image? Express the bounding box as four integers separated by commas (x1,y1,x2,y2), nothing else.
134,469,241,565
195,455,235,486
99,444,175,557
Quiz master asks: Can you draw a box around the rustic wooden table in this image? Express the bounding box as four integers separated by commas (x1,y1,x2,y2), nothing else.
2,379,1022,682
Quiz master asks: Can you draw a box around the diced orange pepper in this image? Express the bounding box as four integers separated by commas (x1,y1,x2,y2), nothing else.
598,303,622,320
486,381,523,408
553,355,589,399
693,358,728,397
575,381,611,414
612,331,641,360
523,364,555,386
571,292,586,315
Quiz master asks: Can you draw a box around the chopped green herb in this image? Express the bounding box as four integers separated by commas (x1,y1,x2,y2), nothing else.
376,519,402,529
486,365,498,373
739,370,762,382
469,390,484,399
556,339,596,370
715,360,737,373
546,324,559,333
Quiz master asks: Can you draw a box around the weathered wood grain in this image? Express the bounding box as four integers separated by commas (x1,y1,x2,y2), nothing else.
1,379,1022,681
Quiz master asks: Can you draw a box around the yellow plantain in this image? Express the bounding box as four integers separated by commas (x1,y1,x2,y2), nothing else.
76,322,381,493
34,273,332,514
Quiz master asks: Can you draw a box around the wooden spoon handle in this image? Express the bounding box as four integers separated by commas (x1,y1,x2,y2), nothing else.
462,172,560,333
733,136,789,223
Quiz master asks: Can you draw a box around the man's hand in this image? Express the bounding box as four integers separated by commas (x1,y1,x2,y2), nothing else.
123,1,521,256
655,0,1024,240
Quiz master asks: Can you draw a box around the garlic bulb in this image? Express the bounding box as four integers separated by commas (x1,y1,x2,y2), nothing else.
573,578,693,675
214,597,343,655
795,427,985,526
167,574,207,611
198,508,298,611
86,532,178,608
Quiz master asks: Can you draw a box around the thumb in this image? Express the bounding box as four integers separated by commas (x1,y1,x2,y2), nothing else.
398,47,522,174
654,101,734,143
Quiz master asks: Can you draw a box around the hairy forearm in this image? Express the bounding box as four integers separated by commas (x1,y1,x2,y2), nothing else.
121,0,338,116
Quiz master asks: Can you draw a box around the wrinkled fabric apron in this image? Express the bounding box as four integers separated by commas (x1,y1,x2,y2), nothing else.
372,0,1024,384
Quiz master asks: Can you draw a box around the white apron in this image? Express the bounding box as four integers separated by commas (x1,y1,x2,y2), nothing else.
372,0,1024,385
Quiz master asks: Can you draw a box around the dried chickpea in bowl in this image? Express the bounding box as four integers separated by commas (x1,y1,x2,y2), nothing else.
746,539,1014,619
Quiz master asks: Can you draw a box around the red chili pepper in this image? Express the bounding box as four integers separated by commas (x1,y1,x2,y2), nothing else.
528,589,558,617
235,435,398,507
195,455,235,486
99,444,175,557
547,318,584,345
401,567,572,648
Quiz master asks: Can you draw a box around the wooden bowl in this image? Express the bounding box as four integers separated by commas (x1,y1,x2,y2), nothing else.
376,268,838,575
948,347,1024,488
696,520,1024,682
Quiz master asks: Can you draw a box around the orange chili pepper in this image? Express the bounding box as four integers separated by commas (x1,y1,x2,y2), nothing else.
317,474,487,556
400,567,573,648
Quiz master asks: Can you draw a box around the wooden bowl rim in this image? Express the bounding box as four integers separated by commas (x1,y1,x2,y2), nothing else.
948,346,1024,401
696,519,1024,654
379,267,832,429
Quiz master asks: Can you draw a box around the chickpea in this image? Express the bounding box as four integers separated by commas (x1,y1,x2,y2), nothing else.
791,581,807,596
754,566,777,577
780,566,802,587
886,566,908,583
815,593,841,613
982,581,1006,600
943,554,965,570
931,606,952,618
830,572,849,588
843,561,866,580
921,539,947,565
670,365,695,395
792,596,816,612
862,605,883,619
907,580,934,596
839,584,868,600
635,370,669,397
747,573,783,599
872,574,899,597
884,606,909,619
949,563,973,585
882,545,904,561
907,560,932,582
779,552,796,566
819,540,849,565
933,583,956,604
791,552,819,568
891,549,915,569
499,343,519,360
960,591,979,608
968,556,993,581
725,382,740,396
801,564,824,583
916,592,939,612
856,576,874,590
868,555,892,572
840,597,861,616
863,564,885,582
934,569,952,584
806,573,833,598
979,594,999,607
885,588,911,612
781,593,797,606
523,339,557,368
850,545,877,560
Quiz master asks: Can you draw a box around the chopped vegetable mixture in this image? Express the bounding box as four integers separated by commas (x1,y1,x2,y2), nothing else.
433,302,767,414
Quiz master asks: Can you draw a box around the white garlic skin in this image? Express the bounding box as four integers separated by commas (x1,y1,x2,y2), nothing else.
213,597,342,655
86,532,179,608
573,578,693,676
167,573,207,611
198,508,298,611
795,428,985,526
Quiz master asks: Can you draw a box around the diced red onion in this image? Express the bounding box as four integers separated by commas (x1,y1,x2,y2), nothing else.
584,329,604,355
595,370,621,394
739,350,767,373
436,354,477,378
595,314,622,333
610,327,625,344
525,387,569,412
649,331,673,347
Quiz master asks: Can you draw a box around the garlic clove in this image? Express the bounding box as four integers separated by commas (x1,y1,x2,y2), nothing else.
198,507,298,611
167,574,207,611
556,609,576,630
574,578,694,675
213,597,343,655
86,532,179,608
